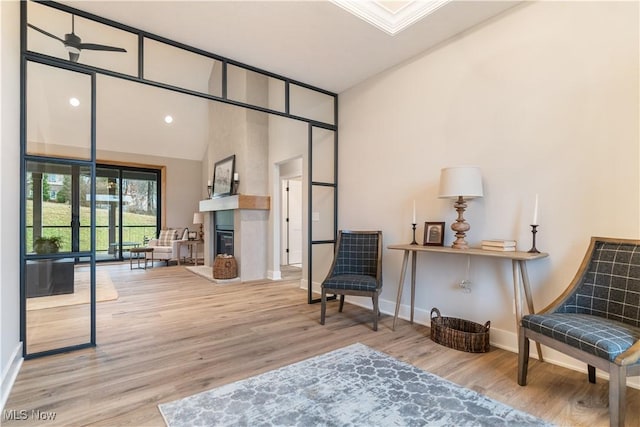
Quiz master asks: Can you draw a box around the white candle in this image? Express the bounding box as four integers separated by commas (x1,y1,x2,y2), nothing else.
233,172,239,181
207,180,212,186
412,200,416,224
532,194,539,225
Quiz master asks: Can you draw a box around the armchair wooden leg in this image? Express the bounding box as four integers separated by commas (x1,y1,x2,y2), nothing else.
518,326,530,386
339,295,345,312
372,295,379,331
320,288,327,325
609,364,627,427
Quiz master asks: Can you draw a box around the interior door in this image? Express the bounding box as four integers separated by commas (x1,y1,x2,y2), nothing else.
287,178,303,265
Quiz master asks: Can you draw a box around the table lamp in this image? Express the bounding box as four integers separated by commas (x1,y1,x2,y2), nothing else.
193,212,204,241
438,166,483,249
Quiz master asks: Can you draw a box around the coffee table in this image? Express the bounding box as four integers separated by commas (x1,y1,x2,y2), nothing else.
130,247,153,270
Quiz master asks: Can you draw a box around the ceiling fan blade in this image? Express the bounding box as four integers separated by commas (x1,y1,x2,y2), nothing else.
68,52,80,63
27,23,65,43
78,43,127,53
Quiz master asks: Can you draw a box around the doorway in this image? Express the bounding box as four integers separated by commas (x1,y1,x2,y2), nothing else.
279,157,303,269
281,178,303,267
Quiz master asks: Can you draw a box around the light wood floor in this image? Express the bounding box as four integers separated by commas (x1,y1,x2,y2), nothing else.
4,263,639,426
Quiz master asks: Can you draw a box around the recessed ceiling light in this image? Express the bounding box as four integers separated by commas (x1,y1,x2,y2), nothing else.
69,97,80,107
164,115,173,124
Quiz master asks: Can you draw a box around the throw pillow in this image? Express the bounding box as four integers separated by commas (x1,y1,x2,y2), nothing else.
158,229,177,246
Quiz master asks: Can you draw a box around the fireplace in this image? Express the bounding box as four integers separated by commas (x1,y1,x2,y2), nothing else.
216,230,234,255
214,210,234,256
200,195,270,281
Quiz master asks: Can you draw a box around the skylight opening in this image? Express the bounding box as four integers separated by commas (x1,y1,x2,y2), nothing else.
330,0,452,35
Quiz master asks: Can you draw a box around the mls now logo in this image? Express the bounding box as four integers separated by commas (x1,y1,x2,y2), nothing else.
3,409,28,420
3,409,56,421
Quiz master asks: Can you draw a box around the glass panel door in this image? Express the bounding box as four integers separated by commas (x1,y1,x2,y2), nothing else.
96,166,159,261
121,169,159,253
96,167,120,260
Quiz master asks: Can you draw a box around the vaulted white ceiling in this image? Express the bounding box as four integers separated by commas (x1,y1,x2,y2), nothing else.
64,0,520,93
33,1,522,161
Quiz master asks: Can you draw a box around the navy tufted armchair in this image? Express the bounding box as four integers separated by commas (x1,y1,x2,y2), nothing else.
518,237,640,427
320,230,383,331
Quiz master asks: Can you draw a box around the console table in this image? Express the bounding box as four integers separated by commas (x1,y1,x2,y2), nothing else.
388,244,548,360
177,240,204,265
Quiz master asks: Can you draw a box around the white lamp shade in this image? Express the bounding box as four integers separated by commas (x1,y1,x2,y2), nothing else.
438,166,484,199
193,212,204,224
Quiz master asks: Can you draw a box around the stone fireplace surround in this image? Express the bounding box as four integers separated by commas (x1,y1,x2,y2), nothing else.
199,195,270,281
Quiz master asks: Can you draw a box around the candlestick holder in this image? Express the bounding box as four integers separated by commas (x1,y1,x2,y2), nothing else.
411,223,418,245
528,224,540,253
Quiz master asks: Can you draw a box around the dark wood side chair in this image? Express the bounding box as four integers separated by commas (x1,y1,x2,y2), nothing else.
320,230,383,331
518,237,640,427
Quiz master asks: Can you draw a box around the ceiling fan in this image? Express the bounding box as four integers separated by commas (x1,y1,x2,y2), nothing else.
27,15,127,63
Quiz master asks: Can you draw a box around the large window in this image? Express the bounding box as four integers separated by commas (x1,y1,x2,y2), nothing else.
96,166,160,261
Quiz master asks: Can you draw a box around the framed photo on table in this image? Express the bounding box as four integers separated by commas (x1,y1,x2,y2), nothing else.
424,222,445,246
212,154,235,197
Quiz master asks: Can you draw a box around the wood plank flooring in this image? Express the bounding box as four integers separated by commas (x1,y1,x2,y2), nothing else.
4,263,639,426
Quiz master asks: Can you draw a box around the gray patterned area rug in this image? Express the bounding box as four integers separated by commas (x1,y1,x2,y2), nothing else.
158,343,551,427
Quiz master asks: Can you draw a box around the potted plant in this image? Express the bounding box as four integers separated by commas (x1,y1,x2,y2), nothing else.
33,236,63,254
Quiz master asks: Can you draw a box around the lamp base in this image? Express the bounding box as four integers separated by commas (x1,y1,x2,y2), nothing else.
451,196,471,250
451,238,469,250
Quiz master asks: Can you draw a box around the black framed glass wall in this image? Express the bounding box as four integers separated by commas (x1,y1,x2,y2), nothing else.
22,58,97,357
22,0,338,357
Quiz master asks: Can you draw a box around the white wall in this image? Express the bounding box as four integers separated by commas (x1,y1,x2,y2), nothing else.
338,0,639,365
0,0,23,411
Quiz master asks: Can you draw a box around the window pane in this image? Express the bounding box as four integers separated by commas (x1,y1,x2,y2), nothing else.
227,64,286,112
312,127,335,184
27,1,137,76
122,170,158,249
144,38,222,96
25,262,106,354
311,185,335,242
27,62,92,160
290,84,335,125
26,162,72,254
312,243,334,292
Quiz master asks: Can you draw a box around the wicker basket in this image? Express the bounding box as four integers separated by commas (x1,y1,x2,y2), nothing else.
213,254,238,279
430,307,490,353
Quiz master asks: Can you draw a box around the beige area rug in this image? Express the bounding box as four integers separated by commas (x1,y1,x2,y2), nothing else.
26,270,118,311
185,266,240,284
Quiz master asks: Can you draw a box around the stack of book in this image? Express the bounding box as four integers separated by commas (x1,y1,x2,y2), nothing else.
481,239,517,251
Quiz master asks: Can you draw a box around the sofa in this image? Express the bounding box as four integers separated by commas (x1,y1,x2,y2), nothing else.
147,228,189,265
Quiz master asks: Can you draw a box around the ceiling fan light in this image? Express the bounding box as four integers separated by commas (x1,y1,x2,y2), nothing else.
65,45,81,54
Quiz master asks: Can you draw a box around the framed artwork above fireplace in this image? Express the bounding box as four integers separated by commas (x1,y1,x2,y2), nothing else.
212,155,235,197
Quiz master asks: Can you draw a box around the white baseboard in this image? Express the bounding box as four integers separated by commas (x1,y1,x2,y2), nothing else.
1,342,23,413
349,296,640,390
267,270,282,280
